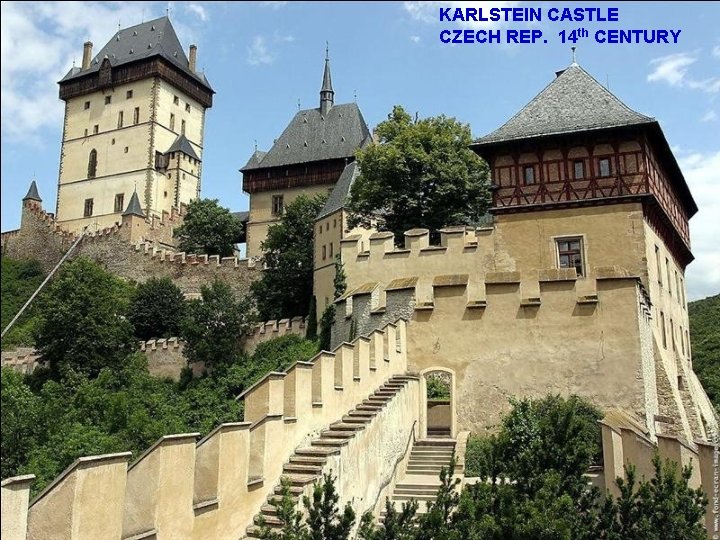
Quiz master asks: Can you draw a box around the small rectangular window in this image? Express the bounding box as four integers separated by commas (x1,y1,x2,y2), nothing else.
322,245,327,260
126,90,133,99
84,101,90,110
185,103,191,113
660,311,667,349
181,119,186,135
83,198,94,217
84,128,88,137
557,237,584,277
272,195,284,216
104,95,112,105
666,258,672,297
173,95,179,105
574,160,584,179
329,243,334,257
93,124,99,134
114,193,125,213
133,107,140,125
524,165,535,185
117,110,124,128
655,245,662,287
598,158,611,177
170,113,175,131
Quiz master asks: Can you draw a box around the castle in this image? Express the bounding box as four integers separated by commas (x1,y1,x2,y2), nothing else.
1,17,717,540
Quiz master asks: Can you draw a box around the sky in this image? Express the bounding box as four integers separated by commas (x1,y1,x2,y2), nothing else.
1,1,718,300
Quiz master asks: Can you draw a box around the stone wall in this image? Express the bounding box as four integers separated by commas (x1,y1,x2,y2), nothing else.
1,320,413,540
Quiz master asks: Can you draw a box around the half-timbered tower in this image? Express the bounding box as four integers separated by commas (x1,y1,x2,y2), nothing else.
240,50,371,259
56,16,214,233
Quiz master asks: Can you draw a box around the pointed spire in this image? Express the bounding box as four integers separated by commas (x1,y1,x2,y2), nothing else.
122,190,145,218
320,42,334,115
23,180,42,202
571,46,578,66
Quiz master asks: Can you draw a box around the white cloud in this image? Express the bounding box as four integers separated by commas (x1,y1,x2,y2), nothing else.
648,52,720,93
680,151,720,300
410,35,421,43
247,36,273,65
713,45,720,58
260,1,287,9
701,110,717,122
0,1,204,143
186,3,208,22
273,31,294,43
404,1,521,29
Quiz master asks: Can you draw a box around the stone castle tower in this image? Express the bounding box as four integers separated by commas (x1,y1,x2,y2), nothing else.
240,48,372,259
55,16,214,233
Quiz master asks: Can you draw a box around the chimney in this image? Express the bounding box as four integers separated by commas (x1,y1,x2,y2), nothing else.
82,41,93,70
188,44,197,72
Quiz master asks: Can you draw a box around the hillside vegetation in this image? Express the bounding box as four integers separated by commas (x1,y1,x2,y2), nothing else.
688,294,720,410
0,256,45,349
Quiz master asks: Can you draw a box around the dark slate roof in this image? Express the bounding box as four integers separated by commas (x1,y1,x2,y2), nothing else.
321,56,333,94
23,180,41,202
232,211,250,223
166,134,200,161
318,161,360,219
122,191,145,217
474,64,654,146
60,16,212,90
242,150,267,170
241,103,371,171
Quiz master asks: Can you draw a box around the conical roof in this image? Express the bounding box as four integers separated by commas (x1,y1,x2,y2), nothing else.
166,133,200,161
23,180,42,202
122,190,145,217
474,64,654,146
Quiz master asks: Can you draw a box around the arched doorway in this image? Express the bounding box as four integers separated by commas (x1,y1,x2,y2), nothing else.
421,368,456,439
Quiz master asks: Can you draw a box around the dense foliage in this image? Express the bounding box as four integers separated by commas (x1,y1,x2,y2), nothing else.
180,279,255,369
252,194,327,321
128,277,186,340
0,257,45,349
688,294,719,409
33,258,136,378
348,105,490,242
425,373,451,399
174,198,242,257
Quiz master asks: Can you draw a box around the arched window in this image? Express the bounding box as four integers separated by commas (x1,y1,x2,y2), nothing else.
88,149,98,178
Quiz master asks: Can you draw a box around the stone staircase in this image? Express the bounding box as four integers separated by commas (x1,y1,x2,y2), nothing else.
244,374,418,538
380,439,456,523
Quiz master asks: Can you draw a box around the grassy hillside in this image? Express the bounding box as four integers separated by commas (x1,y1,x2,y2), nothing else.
688,294,720,410
1,257,45,349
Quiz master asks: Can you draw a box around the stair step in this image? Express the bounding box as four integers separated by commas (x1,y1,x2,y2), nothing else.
295,446,340,456
283,463,324,475
330,422,366,431
289,455,327,465
312,438,349,447
273,484,305,496
342,415,372,424
415,439,456,447
255,514,284,526
357,404,383,411
391,493,438,501
261,504,279,515
320,430,356,439
282,473,320,486
394,486,440,495
348,409,377,417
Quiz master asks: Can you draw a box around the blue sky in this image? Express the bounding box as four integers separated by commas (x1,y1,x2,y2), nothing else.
1,1,718,299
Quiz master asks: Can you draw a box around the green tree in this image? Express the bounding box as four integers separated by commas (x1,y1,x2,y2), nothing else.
1,257,45,349
318,305,335,351
348,105,490,242
33,257,135,378
251,194,327,321
306,296,318,341
128,277,186,340
1,368,41,478
688,294,719,409
174,198,242,257
181,279,255,368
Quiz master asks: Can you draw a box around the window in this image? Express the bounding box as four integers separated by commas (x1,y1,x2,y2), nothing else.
666,258,672,297
670,319,676,351
675,271,680,304
117,110,124,128
598,158,611,177
93,124,99,134
333,218,337,229
329,243,334,257
660,311,667,349
574,160,584,179
524,165,535,185
181,119,186,135
185,103,191,113
686,330,691,357
680,278,686,308
104,95,112,105
170,113,175,131
271,195,284,216
556,237,584,277
173,95,179,105
126,90,133,99
322,245,327,260
133,107,140,125
655,245,662,287
87,149,97,178
84,128,88,137
83,198,94,217
124,147,129,153
114,193,125,213
84,101,90,110
111,138,115,145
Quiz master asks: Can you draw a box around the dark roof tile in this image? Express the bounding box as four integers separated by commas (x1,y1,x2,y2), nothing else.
318,161,360,219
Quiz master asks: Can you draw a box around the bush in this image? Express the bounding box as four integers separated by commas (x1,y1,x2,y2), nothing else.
128,277,186,340
173,198,242,257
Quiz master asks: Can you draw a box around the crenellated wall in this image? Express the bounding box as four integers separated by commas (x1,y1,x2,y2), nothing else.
336,223,717,442
1,320,413,540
